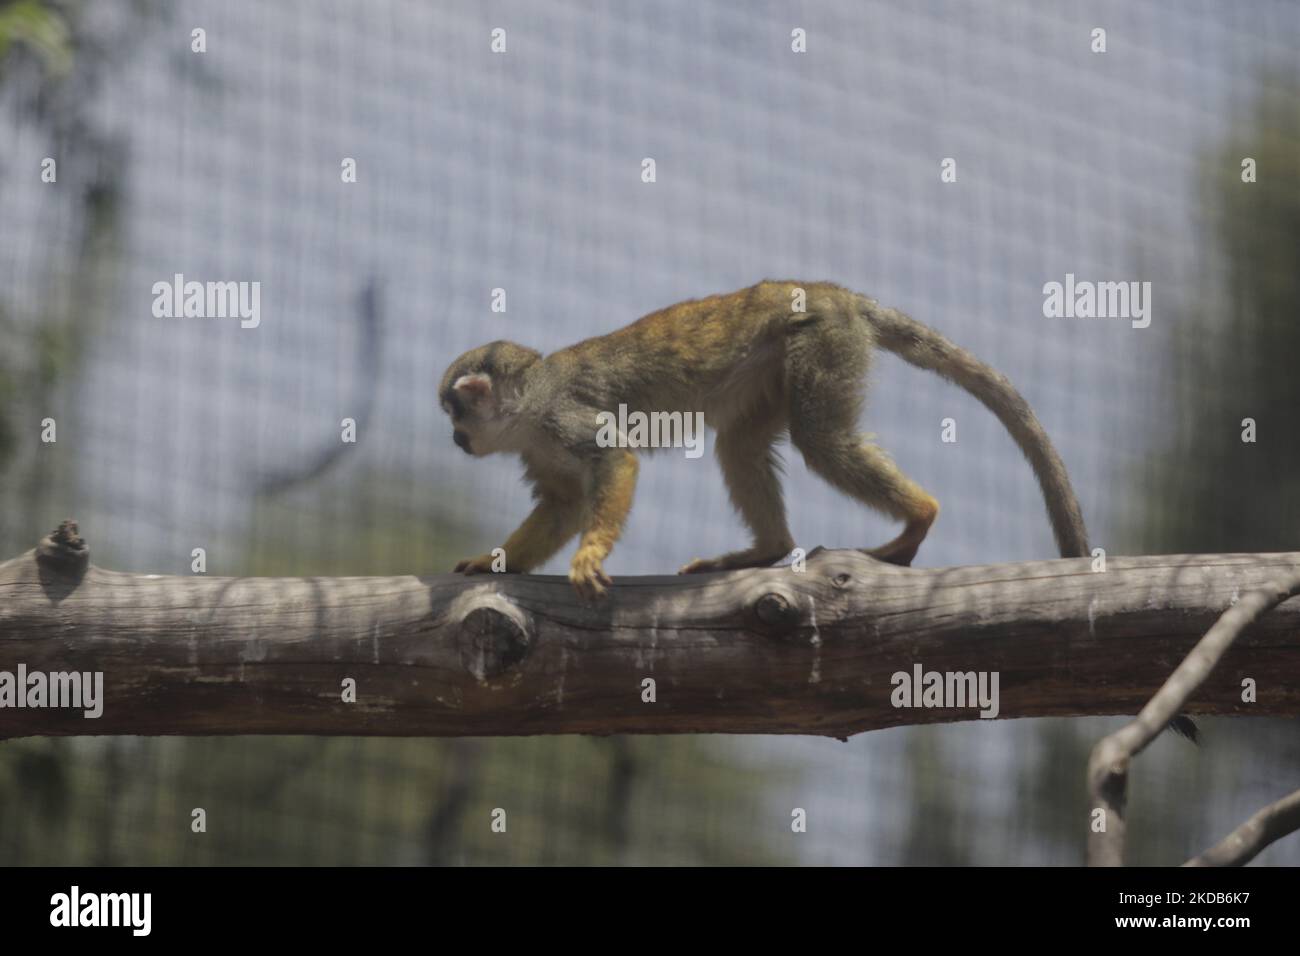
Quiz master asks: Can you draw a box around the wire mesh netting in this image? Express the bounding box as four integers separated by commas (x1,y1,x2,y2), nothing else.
1,0,1298,865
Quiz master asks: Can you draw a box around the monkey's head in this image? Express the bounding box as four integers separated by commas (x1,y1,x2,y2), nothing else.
439,340,542,456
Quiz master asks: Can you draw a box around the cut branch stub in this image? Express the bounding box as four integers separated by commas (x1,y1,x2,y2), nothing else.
455,599,533,682
753,590,802,633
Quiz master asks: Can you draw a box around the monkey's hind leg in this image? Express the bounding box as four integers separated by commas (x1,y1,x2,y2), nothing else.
785,319,938,566
679,421,795,574
795,437,939,566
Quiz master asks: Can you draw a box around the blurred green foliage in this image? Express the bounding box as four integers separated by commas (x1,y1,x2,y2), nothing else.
0,0,73,76
1134,73,1300,554
0,735,785,865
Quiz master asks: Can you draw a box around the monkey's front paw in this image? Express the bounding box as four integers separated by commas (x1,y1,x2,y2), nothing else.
568,549,612,602
454,553,498,575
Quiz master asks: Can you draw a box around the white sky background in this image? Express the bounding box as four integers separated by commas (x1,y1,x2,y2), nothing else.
3,0,1297,863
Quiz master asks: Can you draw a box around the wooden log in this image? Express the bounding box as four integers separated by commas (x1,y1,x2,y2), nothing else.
0,523,1297,738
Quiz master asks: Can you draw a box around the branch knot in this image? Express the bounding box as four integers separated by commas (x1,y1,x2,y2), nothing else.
36,519,89,573
456,601,532,682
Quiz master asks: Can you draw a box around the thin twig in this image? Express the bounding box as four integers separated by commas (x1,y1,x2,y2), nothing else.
1184,788,1300,867
1087,570,1300,866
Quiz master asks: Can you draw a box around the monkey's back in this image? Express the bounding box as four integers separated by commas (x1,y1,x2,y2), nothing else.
544,281,849,427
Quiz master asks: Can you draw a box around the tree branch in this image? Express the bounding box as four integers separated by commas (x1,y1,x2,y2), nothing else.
1,524,1298,739
1184,788,1300,867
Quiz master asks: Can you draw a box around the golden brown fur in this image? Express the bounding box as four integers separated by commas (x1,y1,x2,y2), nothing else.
439,280,1087,600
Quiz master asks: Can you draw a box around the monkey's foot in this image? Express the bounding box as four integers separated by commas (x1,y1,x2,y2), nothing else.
863,541,920,567
678,548,791,575
569,548,613,602
454,553,499,574
864,502,937,567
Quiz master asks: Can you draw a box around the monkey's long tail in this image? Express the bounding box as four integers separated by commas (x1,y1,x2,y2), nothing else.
862,300,1199,742
860,298,1090,559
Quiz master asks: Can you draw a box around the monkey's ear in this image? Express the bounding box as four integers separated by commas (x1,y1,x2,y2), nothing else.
453,373,493,402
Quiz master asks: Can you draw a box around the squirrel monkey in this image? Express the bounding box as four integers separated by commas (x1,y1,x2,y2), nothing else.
440,281,1088,601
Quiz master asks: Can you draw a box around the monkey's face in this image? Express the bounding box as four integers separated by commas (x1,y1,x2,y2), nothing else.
442,370,498,456
439,341,541,457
